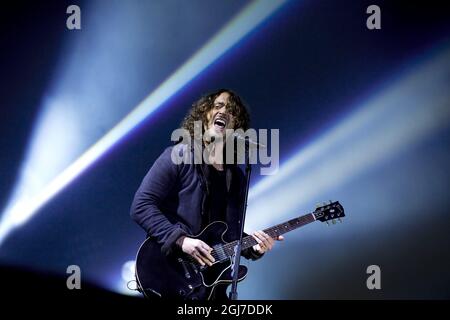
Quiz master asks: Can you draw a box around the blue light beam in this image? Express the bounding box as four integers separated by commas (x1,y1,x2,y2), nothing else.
246,45,450,232
0,0,288,245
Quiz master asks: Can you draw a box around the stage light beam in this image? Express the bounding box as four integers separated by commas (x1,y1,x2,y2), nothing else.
0,0,288,245
246,45,450,232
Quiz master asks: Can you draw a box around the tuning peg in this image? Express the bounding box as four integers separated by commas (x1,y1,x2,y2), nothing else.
326,221,330,226
329,200,333,204
332,219,336,225
338,218,343,223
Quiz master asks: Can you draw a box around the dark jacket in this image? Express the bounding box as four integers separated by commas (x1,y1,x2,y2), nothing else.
130,144,262,260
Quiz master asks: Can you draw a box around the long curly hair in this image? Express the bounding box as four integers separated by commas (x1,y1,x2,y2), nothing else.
181,89,250,137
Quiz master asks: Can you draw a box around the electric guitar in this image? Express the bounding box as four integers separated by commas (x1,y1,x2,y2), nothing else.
134,201,345,300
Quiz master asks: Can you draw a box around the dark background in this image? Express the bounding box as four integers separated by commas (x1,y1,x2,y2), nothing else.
0,0,449,301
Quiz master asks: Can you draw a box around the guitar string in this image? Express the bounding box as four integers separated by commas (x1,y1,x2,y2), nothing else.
213,213,317,260
207,216,312,262
187,214,316,264
197,207,342,263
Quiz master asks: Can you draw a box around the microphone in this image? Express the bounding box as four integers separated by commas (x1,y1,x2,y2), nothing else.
231,133,266,148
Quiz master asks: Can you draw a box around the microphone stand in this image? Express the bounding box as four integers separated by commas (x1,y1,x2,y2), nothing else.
229,137,252,300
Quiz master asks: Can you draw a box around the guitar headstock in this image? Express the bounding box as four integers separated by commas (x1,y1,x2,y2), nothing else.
313,201,345,225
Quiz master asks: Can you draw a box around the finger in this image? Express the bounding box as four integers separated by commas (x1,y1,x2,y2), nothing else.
259,231,271,239
262,231,276,249
199,242,215,263
198,246,215,265
252,235,268,254
264,239,272,251
252,233,264,245
260,231,274,244
197,254,211,267
200,241,213,252
253,231,266,244
192,252,205,266
252,234,266,251
256,231,272,249
258,231,272,243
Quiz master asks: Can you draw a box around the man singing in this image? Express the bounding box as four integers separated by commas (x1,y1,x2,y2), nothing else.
130,89,283,300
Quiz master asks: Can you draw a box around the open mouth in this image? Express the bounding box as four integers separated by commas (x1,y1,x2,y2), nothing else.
214,116,227,130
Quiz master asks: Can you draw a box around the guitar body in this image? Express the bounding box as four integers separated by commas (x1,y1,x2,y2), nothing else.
135,221,248,300
134,201,345,300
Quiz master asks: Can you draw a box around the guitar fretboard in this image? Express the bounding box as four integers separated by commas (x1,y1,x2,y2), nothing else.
215,213,316,259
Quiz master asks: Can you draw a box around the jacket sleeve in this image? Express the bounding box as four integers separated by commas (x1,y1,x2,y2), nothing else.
130,147,187,256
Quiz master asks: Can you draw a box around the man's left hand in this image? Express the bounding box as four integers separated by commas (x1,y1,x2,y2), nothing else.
251,230,284,255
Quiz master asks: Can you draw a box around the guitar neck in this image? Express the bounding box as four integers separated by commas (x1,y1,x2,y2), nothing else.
223,213,316,255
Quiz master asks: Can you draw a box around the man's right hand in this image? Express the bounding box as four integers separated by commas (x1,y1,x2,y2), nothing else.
180,237,215,267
